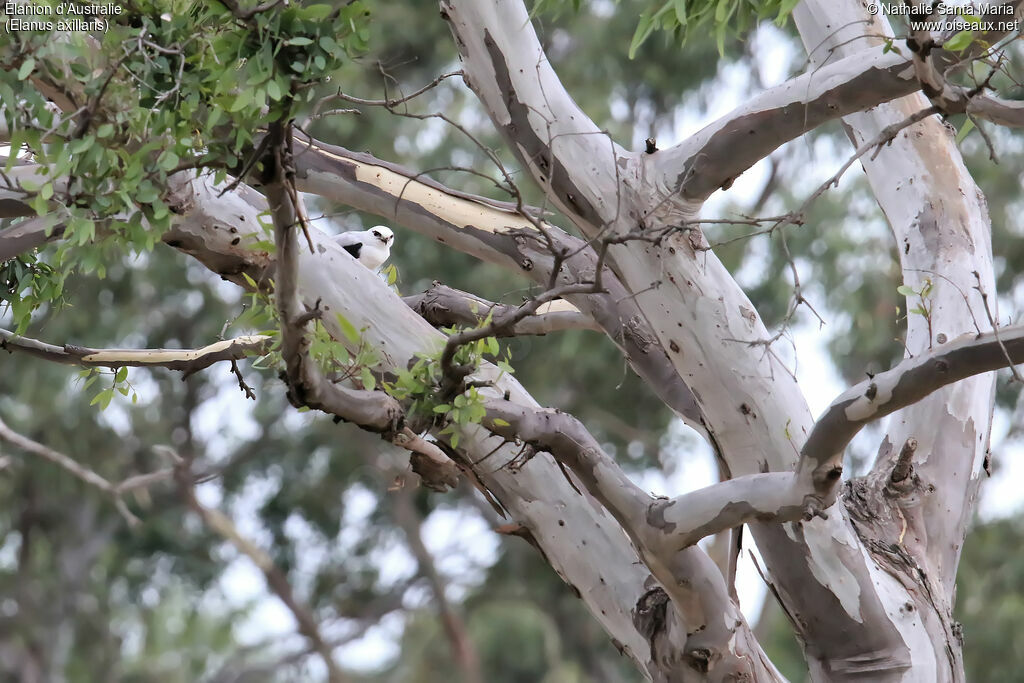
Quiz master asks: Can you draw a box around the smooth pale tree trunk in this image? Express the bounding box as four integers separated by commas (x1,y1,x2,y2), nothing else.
4,1,1022,679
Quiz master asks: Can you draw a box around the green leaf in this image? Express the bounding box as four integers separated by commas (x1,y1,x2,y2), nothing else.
158,150,180,171
17,58,35,81
115,366,128,383
336,313,360,344
433,404,451,413
302,4,333,19
492,418,510,427
957,118,976,143
229,89,253,112
628,11,657,59
943,30,974,52
715,0,731,23
319,35,338,52
285,36,313,46
673,0,688,24
360,366,376,392
90,387,114,409
266,79,283,101
897,285,917,297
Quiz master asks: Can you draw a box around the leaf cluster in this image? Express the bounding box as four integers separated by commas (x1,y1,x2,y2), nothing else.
386,325,512,449
79,365,139,409
0,0,369,331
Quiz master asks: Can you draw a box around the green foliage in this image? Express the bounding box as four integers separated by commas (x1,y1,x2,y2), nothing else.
1,252,62,333
897,278,934,323
79,365,139,409
385,323,511,449
534,0,800,55
956,517,1024,681
941,9,987,53
0,0,369,331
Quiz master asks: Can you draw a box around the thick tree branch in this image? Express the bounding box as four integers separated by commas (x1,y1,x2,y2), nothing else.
526,325,1024,559
479,398,783,681
285,133,707,431
651,48,914,202
0,216,64,261
160,167,689,678
797,0,1001,608
0,140,709,437
439,1,624,229
798,327,1022,490
264,124,420,443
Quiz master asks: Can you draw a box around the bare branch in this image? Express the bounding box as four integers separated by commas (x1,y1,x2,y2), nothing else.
173,458,347,682
405,283,602,336
265,122,460,489
0,327,271,375
389,485,483,683
544,325,1024,553
0,417,171,527
479,398,782,680
265,124,405,434
652,48,914,202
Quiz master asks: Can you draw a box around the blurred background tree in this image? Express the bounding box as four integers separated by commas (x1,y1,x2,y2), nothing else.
1,1,1023,681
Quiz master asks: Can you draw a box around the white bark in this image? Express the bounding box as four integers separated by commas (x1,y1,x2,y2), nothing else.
6,2,1023,678
793,2,1000,679
286,133,710,433
160,171,702,678
442,3,951,678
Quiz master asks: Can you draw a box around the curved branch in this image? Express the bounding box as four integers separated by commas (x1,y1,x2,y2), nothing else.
480,398,783,681
286,133,707,430
648,326,1024,551
0,416,172,527
265,124,407,437
440,0,624,228
651,48,914,202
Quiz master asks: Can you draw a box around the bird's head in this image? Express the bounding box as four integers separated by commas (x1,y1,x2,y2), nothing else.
370,226,394,245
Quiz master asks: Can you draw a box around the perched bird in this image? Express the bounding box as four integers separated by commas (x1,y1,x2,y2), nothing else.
333,226,394,271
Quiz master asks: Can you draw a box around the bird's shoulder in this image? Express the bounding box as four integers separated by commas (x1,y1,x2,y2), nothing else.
340,241,362,259
334,230,366,246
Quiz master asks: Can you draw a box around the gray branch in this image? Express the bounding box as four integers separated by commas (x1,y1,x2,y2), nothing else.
0,327,271,376
405,283,602,336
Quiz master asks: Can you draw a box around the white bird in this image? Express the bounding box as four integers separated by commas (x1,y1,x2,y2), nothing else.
333,225,394,271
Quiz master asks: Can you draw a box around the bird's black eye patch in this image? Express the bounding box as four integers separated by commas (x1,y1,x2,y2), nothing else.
372,230,381,237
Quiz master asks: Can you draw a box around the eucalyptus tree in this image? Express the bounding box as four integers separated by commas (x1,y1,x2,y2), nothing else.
2,1,1024,682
